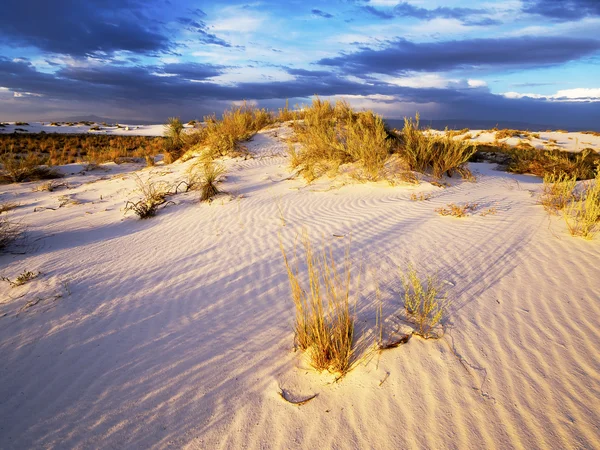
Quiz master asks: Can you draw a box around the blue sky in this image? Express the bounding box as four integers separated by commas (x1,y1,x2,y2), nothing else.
1,0,599,127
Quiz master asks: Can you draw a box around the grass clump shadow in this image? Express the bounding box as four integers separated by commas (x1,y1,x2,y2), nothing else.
281,234,355,376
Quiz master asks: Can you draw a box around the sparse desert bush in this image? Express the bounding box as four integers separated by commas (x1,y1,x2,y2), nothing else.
1,270,39,287
189,102,274,161
507,148,598,180
291,98,393,181
0,214,23,251
495,129,522,140
563,174,600,239
0,152,62,183
0,133,164,166
276,99,305,122
0,202,18,213
199,161,226,202
281,235,355,374
539,172,577,214
124,175,171,219
35,180,69,192
446,128,470,138
164,117,185,162
402,265,446,339
397,114,476,179
15,122,29,126
436,202,478,217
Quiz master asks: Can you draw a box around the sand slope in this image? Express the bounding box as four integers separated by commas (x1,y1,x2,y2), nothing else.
1,125,599,449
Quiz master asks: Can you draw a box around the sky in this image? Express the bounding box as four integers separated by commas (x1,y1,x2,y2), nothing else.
1,0,600,127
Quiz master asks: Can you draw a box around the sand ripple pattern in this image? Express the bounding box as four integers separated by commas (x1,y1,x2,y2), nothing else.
0,129,599,449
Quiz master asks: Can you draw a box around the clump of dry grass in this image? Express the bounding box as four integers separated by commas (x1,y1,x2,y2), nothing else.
0,202,18,213
563,173,600,239
539,172,577,214
495,129,522,140
397,114,477,179
0,152,62,183
1,270,39,287
436,202,478,217
163,117,185,163
281,235,355,375
290,98,393,181
0,214,23,251
480,207,497,217
410,192,432,201
199,162,226,202
34,180,69,192
402,265,446,339
124,175,171,219
507,148,598,180
276,99,305,122
191,102,274,160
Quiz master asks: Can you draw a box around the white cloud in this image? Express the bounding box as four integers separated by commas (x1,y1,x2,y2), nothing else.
503,88,600,102
374,73,488,90
467,79,488,88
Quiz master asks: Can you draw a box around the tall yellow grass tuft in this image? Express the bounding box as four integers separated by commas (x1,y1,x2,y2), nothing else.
281,234,355,375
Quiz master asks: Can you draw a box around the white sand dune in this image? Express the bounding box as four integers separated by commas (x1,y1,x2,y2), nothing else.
0,122,173,136
1,125,599,449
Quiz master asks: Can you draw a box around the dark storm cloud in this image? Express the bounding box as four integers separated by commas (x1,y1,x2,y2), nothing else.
312,9,334,19
0,0,171,56
362,6,395,19
162,63,226,80
175,17,232,47
286,68,334,78
0,0,232,56
2,56,600,128
522,0,600,20
318,36,600,74
361,2,500,25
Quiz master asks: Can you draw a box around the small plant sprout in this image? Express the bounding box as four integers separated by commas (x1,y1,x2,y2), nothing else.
1,270,40,287
402,265,447,339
